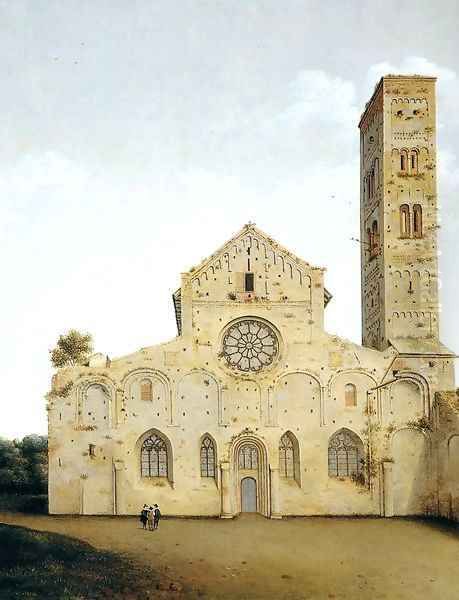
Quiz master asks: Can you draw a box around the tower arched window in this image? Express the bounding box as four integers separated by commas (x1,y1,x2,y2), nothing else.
140,379,153,402
200,435,216,478
400,204,411,238
141,432,169,477
345,383,357,407
400,149,408,172
413,204,423,238
410,149,419,174
369,220,379,259
328,429,364,478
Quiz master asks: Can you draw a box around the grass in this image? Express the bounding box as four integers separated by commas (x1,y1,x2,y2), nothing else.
0,494,48,514
0,523,162,600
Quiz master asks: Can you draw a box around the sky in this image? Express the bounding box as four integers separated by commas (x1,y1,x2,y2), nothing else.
1,0,458,439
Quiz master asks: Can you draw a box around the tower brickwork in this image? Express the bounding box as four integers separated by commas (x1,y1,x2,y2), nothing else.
359,76,440,350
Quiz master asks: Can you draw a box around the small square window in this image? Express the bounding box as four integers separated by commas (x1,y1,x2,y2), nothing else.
245,273,254,292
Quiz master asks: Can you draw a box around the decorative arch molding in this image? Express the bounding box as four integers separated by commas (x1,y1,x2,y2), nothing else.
271,370,324,426
327,369,378,425
447,434,459,459
122,368,172,423
327,368,378,390
177,368,223,425
388,425,432,449
228,431,270,517
74,375,116,428
391,371,430,417
135,428,174,485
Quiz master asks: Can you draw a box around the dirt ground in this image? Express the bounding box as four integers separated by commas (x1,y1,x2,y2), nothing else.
1,513,459,600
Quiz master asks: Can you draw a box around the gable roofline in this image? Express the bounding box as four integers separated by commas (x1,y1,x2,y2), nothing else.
187,222,326,277
172,223,332,334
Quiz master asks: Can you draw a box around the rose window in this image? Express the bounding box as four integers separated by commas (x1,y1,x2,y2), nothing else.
222,319,278,372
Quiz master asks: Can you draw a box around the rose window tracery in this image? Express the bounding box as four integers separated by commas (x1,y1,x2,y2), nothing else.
222,319,278,372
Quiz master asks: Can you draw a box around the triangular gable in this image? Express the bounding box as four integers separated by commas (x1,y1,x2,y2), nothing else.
187,222,325,278
173,224,332,334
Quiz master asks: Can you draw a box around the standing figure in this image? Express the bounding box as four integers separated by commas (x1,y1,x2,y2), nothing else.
147,506,155,531
153,504,161,530
140,504,148,530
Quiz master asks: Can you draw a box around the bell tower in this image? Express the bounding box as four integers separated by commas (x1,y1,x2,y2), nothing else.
359,75,440,351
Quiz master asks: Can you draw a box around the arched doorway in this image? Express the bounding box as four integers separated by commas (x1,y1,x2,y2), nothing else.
230,435,270,517
241,477,257,512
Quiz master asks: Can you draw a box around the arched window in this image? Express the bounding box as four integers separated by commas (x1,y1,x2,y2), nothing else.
328,429,364,478
410,149,419,174
141,433,169,477
400,149,408,172
369,220,379,259
84,384,110,426
239,444,258,470
400,204,411,238
140,379,153,402
279,433,295,478
200,436,216,478
345,383,357,407
413,204,423,238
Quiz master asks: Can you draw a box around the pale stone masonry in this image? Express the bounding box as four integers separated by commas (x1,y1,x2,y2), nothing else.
48,75,458,519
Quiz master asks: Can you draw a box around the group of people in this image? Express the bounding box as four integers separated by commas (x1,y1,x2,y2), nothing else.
140,503,161,531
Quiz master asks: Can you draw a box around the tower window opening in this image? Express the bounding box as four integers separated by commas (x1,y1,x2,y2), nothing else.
400,204,411,238
400,150,408,172
413,204,423,238
245,272,254,292
369,220,379,259
410,150,419,174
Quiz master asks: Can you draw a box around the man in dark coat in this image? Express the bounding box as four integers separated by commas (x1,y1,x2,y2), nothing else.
153,504,161,530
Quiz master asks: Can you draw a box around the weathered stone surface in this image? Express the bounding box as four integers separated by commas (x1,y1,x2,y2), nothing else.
48,76,457,520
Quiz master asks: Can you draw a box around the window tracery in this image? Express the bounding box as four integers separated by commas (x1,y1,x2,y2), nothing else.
328,429,364,478
141,433,168,477
200,436,216,478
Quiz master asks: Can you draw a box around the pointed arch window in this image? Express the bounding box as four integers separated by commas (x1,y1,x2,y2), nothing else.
279,433,295,478
140,379,153,402
200,436,216,478
413,204,423,238
345,383,357,408
328,429,364,478
400,204,411,238
141,433,168,477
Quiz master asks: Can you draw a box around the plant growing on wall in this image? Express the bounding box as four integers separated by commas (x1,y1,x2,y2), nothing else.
50,330,93,368
406,415,432,432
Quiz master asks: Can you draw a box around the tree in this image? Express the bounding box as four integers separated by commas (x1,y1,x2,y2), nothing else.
50,329,93,368
17,435,48,494
0,438,29,493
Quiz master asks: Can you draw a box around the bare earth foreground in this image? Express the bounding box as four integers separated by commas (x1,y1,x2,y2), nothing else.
1,513,459,600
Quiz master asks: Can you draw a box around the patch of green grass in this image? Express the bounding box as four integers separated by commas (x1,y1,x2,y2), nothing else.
0,494,48,514
0,524,160,599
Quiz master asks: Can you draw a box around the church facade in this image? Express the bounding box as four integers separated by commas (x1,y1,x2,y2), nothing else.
48,75,458,519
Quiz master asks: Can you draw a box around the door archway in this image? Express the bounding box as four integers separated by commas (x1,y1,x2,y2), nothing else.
230,434,270,517
241,477,257,512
